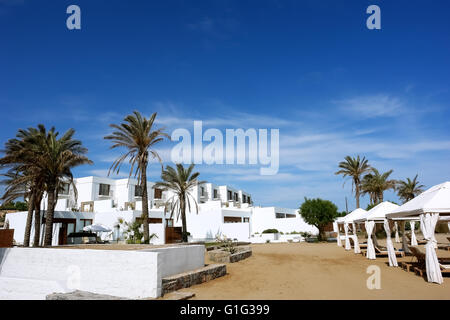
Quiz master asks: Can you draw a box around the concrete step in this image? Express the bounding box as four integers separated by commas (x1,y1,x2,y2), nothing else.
0,277,68,300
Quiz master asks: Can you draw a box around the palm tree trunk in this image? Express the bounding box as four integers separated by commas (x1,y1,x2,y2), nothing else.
355,184,360,208
141,161,150,243
180,196,188,243
23,192,35,247
44,186,56,246
33,193,42,247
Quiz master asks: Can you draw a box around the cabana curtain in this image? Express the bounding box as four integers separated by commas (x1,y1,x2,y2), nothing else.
383,219,398,267
410,221,418,246
394,221,400,243
420,213,443,284
365,221,376,259
352,222,360,253
344,223,351,250
336,226,342,247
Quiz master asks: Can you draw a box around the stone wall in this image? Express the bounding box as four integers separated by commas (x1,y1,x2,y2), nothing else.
208,246,252,263
162,264,226,295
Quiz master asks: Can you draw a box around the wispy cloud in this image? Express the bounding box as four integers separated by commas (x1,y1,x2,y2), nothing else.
334,94,405,118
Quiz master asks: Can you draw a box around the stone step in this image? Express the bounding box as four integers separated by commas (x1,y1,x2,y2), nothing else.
162,264,226,295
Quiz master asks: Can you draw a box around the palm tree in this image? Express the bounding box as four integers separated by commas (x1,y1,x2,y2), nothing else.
335,155,371,208
361,168,397,205
397,174,424,203
154,164,205,242
28,125,92,246
0,127,47,246
104,111,167,243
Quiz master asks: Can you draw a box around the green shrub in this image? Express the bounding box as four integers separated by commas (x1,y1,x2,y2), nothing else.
262,229,279,234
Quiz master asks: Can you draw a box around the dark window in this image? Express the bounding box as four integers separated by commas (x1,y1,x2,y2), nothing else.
276,212,286,219
234,193,238,201
136,217,163,224
154,188,163,199
213,189,218,199
135,185,143,197
247,196,251,204
99,184,110,196
224,216,242,223
243,195,247,203
60,183,70,195
286,214,296,218
80,219,93,228
227,190,232,200
243,217,250,223
201,187,205,196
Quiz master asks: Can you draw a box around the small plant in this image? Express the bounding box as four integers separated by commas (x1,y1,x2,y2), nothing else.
215,234,237,254
300,231,312,239
265,239,270,243
262,228,279,234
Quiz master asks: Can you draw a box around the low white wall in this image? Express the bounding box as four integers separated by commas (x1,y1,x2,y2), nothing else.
143,245,204,278
0,245,205,299
0,247,160,299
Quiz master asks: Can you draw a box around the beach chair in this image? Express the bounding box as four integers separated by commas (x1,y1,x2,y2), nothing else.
410,246,450,277
406,234,427,245
375,245,405,257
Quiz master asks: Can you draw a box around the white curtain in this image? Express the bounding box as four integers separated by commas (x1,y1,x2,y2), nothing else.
394,221,400,243
410,221,418,246
352,222,360,253
420,213,443,284
383,219,398,267
337,225,342,247
365,221,376,259
344,223,351,250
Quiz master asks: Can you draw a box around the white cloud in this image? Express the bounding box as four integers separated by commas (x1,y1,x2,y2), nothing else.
334,94,405,118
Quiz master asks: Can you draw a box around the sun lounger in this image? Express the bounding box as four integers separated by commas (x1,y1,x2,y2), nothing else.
409,246,450,277
406,234,427,245
399,261,421,272
375,245,405,257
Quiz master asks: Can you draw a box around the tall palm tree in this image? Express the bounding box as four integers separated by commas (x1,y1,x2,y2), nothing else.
27,125,92,246
0,127,46,246
104,111,167,243
361,168,397,204
397,174,424,203
154,164,205,242
335,155,371,208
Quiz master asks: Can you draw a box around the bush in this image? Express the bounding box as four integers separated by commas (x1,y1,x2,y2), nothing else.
262,229,279,234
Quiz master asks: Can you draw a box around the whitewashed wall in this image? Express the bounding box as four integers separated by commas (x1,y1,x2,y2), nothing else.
251,207,318,235
0,245,205,299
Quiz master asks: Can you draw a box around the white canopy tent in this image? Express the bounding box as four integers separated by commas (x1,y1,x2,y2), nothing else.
355,201,400,265
342,208,367,254
387,182,450,284
336,209,367,251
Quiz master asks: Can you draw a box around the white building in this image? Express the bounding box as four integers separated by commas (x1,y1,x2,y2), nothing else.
5,176,317,246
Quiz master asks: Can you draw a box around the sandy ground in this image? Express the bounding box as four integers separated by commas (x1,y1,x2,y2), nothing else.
178,240,450,300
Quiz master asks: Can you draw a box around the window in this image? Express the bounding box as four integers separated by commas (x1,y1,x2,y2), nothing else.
154,188,162,199
135,185,143,197
243,195,247,203
99,184,110,196
136,217,163,224
227,190,232,200
224,216,242,223
213,189,218,199
234,193,238,201
80,219,93,228
201,187,205,196
275,212,286,219
247,196,251,204
286,214,296,218
243,217,250,223
60,183,70,195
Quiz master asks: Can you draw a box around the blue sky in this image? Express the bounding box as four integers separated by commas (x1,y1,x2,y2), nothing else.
1,0,450,211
